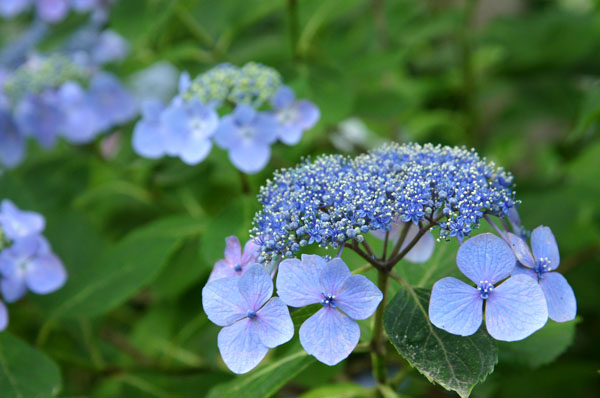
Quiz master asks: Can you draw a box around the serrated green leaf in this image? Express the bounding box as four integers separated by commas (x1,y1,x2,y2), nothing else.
0,333,62,398
384,286,497,398
206,350,315,398
498,318,579,368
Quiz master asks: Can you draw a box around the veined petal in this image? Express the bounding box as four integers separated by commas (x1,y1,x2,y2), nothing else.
540,272,576,322
0,300,7,331
457,233,516,285
511,263,537,280
335,275,382,320
24,253,67,294
217,318,268,374
240,239,259,264
429,277,483,336
299,306,360,366
202,277,247,326
238,265,273,311
255,297,294,348
276,256,325,307
531,226,560,270
507,232,536,269
485,274,548,341
319,258,351,296
208,259,237,282
224,236,242,264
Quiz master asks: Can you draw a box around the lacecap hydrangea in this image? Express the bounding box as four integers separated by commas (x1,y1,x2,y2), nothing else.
132,62,320,174
0,199,67,332
0,53,137,168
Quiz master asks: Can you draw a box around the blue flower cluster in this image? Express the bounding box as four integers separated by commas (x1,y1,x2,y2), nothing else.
0,54,137,168
202,237,382,373
0,0,111,23
251,143,516,263
0,200,67,331
132,62,320,174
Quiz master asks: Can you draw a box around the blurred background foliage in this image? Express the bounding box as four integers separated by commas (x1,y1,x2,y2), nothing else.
0,0,599,397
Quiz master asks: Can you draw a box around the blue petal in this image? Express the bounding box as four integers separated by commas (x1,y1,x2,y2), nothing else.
229,141,271,174
202,277,248,326
208,259,237,282
507,232,536,269
91,30,129,64
233,104,256,125
531,226,560,270
213,116,237,149
511,263,537,279
132,117,167,159
404,227,435,264
276,255,325,307
540,272,576,322
238,265,273,311
272,86,295,109
319,258,351,296
456,233,516,285
14,93,61,148
0,111,25,168
57,82,101,144
224,236,242,263
255,297,294,348
429,277,483,336
484,274,548,341
37,0,68,23
251,113,278,144
24,253,67,294
0,199,45,240
178,72,191,93
276,123,303,146
335,275,382,320
89,72,137,130
1,275,26,303
180,140,212,165
0,0,31,17
296,100,320,129
299,306,360,366
217,318,268,374
0,300,7,331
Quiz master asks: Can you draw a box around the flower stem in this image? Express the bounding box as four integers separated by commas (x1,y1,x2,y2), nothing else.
370,268,389,389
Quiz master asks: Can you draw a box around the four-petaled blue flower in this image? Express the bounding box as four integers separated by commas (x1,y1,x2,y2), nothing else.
429,233,548,341
276,255,383,365
202,265,293,374
507,226,576,322
0,199,45,240
0,234,67,302
214,104,278,174
271,85,320,145
208,236,260,282
371,220,435,263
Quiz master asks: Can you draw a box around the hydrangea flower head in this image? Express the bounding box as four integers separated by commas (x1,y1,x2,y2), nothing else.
271,85,320,145
507,226,576,322
202,265,293,374
429,233,548,341
371,220,435,263
252,143,516,263
276,255,383,365
0,234,67,302
214,104,277,174
208,236,260,282
0,199,45,240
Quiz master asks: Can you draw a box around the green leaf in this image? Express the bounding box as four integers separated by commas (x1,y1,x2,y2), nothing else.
384,286,497,398
299,383,373,398
498,318,579,368
206,350,315,398
0,333,62,398
41,215,203,318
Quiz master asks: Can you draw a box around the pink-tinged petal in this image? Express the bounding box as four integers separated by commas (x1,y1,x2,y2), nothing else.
217,318,268,374
531,226,560,270
24,253,67,294
208,259,237,282
0,301,7,331
238,265,273,311
202,277,247,326
457,233,516,285
276,255,325,307
224,236,242,264
240,238,260,264
255,297,294,348
429,277,483,336
299,306,360,366
540,272,576,322
507,232,536,269
485,274,548,341
335,275,383,320
404,230,435,263
319,258,351,296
